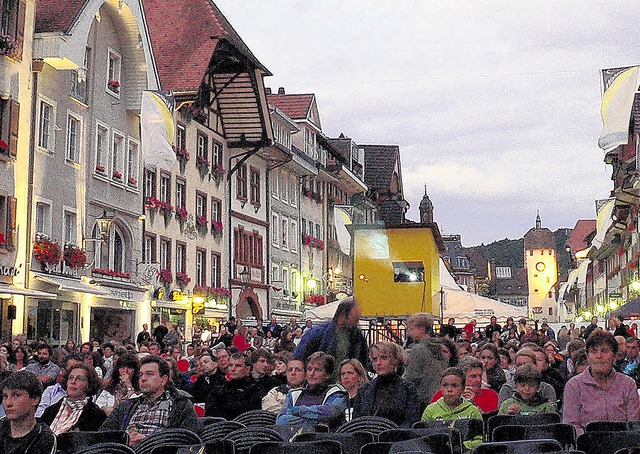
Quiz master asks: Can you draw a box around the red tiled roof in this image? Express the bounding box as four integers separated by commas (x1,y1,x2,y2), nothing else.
35,0,86,33
566,219,596,253
267,94,314,121
35,0,268,91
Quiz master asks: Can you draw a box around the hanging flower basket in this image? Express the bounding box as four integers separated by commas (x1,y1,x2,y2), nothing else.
196,155,209,179
113,170,123,180
160,203,174,226
128,176,137,187
196,215,208,234
33,233,62,267
211,220,223,238
174,146,190,173
92,268,131,280
176,272,191,289
181,104,206,124
211,165,225,186
158,268,173,286
63,243,87,269
96,164,106,174
175,206,188,222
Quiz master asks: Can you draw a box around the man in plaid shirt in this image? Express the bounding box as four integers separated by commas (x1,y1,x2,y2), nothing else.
100,355,197,447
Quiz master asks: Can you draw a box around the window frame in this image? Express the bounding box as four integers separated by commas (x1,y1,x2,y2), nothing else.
37,96,56,154
65,111,82,164
126,137,140,188
236,163,247,201
143,233,157,263
94,121,109,176
111,129,126,183
249,166,260,207
175,176,187,209
159,237,172,271
211,252,221,288
106,48,122,98
196,248,207,286
176,241,187,275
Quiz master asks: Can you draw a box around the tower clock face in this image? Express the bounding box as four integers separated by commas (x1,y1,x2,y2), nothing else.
535,262,546,272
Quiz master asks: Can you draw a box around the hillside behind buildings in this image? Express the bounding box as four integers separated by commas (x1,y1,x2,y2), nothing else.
463,228,572,282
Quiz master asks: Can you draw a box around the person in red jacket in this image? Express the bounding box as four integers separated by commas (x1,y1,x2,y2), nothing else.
431,356,498,414
232,326,251,352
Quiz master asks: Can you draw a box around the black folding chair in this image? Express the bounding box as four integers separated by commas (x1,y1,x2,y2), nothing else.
584,421,628,432
203,439,235,454
486,414,561,441
577,431,640,454
615,449,640,454
57,430,129,453
294,431,375,454
380,428,460,454
133,428,202,454
199,420,246,443
413,419,484,445
77,442,136,454
233,409,278,427
223,427,285,454
492,424,576,450
361,442,394,454
248,440,342,454
336,416,398,436
471,439,562,454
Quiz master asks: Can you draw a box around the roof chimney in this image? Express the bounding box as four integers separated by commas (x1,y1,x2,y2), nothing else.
278,87,285,95
265,87,272,95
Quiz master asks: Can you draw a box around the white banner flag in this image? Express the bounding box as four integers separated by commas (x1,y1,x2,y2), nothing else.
598,66,639,152
141,91,176,169
334,205,353,256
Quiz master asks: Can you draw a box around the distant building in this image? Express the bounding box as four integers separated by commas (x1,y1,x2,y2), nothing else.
524,213,559,321
441,234,475,293
361,145,408,224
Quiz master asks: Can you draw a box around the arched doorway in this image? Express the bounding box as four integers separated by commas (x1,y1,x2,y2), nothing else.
236,288,262,320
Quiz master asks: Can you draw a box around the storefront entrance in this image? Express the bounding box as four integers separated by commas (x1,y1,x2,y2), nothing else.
27,299,78,347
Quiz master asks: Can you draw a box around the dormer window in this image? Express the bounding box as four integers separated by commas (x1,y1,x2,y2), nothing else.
106,49,121,97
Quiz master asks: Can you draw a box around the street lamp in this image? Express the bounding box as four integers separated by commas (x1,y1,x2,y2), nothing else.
96,210,113,242
307,278,317,290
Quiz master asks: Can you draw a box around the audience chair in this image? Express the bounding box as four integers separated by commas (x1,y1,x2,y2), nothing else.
486,414,561,441
199,420,246,443
248,440,342,454
233,409,277,427
577,430,640,454
57,430,129,453
492,424,576,450
204,439,235,454
294,431,374,454
378,431,453,454
76,442,136,454
336,416,399,436
223,427,285,454
360,442,394,454
133,428,202,454
615,449,640,454
471,439,562,454
584,421,629,432
413,418,484,443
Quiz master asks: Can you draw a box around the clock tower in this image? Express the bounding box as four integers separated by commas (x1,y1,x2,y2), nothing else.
523,213,558,318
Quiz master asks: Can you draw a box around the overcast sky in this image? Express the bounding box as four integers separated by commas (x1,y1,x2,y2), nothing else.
216,1,639,246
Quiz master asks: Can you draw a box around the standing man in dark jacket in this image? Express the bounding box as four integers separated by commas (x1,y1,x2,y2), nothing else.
485,316,502,339
205,353,262,419
152,321,169,351
293,297,368,377
100,356,197,447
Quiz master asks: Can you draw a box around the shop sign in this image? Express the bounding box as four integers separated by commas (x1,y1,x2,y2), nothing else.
532,306,543,314
0,265,20,277
119,300,136,310
110,288,134,300
474,308,495,316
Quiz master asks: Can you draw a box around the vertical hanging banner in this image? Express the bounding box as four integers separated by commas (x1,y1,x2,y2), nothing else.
333,205,353,256
598,66,639,152
141,91,176,169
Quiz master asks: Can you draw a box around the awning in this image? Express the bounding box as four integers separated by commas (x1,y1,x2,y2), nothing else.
0,283,56,299
271,308,304,318
34,273,111,296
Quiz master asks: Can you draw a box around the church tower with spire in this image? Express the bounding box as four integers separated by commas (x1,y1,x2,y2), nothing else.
523,212,559,321
419,186,434,224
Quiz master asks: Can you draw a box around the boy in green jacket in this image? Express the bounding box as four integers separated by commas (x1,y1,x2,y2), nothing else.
422,367,483,450
499,364,556,415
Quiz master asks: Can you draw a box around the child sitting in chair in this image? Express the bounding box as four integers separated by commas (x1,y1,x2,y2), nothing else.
499,364,556,415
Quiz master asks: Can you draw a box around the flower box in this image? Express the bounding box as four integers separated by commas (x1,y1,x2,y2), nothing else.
196,215,208,226
33,234,62,266
107,79,120,92
176,272,191,287
173,146,190,163
128,177,137,186
63,243,87,269
196,155,209,170
0,34,17,58
92,268,131,280
175,206,188,222
96,164,106,173
211,220,223,236
212,165,226,180
158,268,173,285
113,170,123,179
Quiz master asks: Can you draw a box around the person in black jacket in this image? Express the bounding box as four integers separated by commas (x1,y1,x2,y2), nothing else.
440,318,460,339
41,363,106,433
205,353,261,419
189,352,225,403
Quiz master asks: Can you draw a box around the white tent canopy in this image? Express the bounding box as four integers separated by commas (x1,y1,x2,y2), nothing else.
304,300,341,322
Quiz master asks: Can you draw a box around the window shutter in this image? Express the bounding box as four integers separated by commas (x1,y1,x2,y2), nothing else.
6,196,16,250
9,100,19,158
15,0,26,60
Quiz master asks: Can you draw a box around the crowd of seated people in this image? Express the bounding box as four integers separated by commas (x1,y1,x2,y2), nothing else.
2,309,640,452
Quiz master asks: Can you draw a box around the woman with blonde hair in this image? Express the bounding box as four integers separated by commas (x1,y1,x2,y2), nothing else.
339,358,369,421
352,341,420,427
